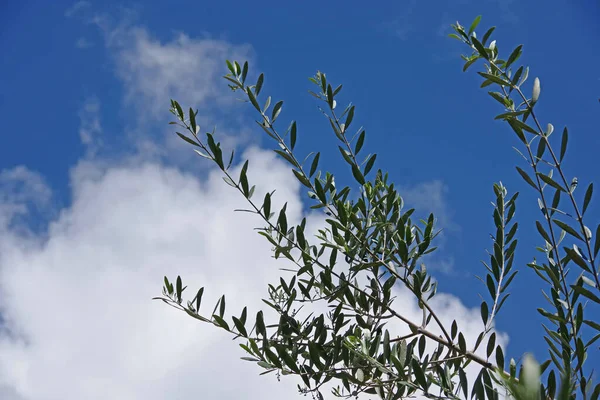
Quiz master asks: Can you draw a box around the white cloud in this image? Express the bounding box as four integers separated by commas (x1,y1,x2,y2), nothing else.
75,37,93,49
78,96,103,155
64,1,91,18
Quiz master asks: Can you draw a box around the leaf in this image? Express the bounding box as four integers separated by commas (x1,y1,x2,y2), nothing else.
411,359,427,389
477,72,511,86
255,73,264,96
553,219,583,241
468,15,481,36
486,333,496,357
557,127,568,163
480,301,489,325
289,121,297,150
564,247,591,272
351,164,365,185
495,345,504,369
309,152,320,177
536,221,552,244
355,130,366,155
537,172,565,192
571,284,600,304
505,44,523,68
458,368,468,398
481,26,495,46
583,183,593,215
516,167,537,189
364,154,377,176
246,88,261,111
176,132,200,147
272,101,283,123
345,106,355,129
212,315,230,330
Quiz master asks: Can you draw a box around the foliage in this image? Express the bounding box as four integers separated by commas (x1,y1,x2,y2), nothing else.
154,16,600,400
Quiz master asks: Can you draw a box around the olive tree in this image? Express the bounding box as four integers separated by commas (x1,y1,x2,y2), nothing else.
154,16,600,400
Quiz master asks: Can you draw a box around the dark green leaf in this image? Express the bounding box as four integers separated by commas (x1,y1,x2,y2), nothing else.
364,154,377,176
290,121,297,150
536,221,552,244
176,132,200,147
255,73,264,96
505,45,523,68
516,167,538,189
481,26,496,46
246,88,261,111
553,219,583,241
477,72,511,86
272,101,283,123
560,127,568,162
583,183,593,215
537,172,565,192
309,152,320,177
355,130,366,155
571,284,600,304
468,15,481,36
351,164,365,185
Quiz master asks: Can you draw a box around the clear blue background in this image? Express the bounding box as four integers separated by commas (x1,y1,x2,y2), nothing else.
1,0,599,378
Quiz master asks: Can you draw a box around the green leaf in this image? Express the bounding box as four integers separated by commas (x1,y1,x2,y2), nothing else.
290,121,297,150
246,88,261,111
571,284,600,304
458,368,468,398
553,219,583,241
468,15,481,36
225,60,235,75
448,33,462,41
355,130,365,154
516,167,537,189
477,72,511,86
537,172,565,192
255,73,264,96
480,301,489,325
411,359,428,389
176,132,200,147
351,164,365,185
536,221,552,244
364,154,377,176
212,315,230,330
481,26,496,46
505,44,523,68
495,345,504,369
272,101,283,123
293,169,311,188
472,37,489,59
309,152,320,177
583,183,593,215
507,119,528,144
486,333,496,357
345,106,355,129
564,247,591,272
559,127,568,162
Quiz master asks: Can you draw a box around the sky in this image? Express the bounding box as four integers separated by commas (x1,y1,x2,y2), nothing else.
0,0,599,399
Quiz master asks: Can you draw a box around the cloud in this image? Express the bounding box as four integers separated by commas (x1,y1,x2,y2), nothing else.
64,1,91,18
77,97,103,155
75,37,93,49
379,0,417,40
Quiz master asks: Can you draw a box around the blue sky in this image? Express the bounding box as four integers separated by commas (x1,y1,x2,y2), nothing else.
0,1,599,398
